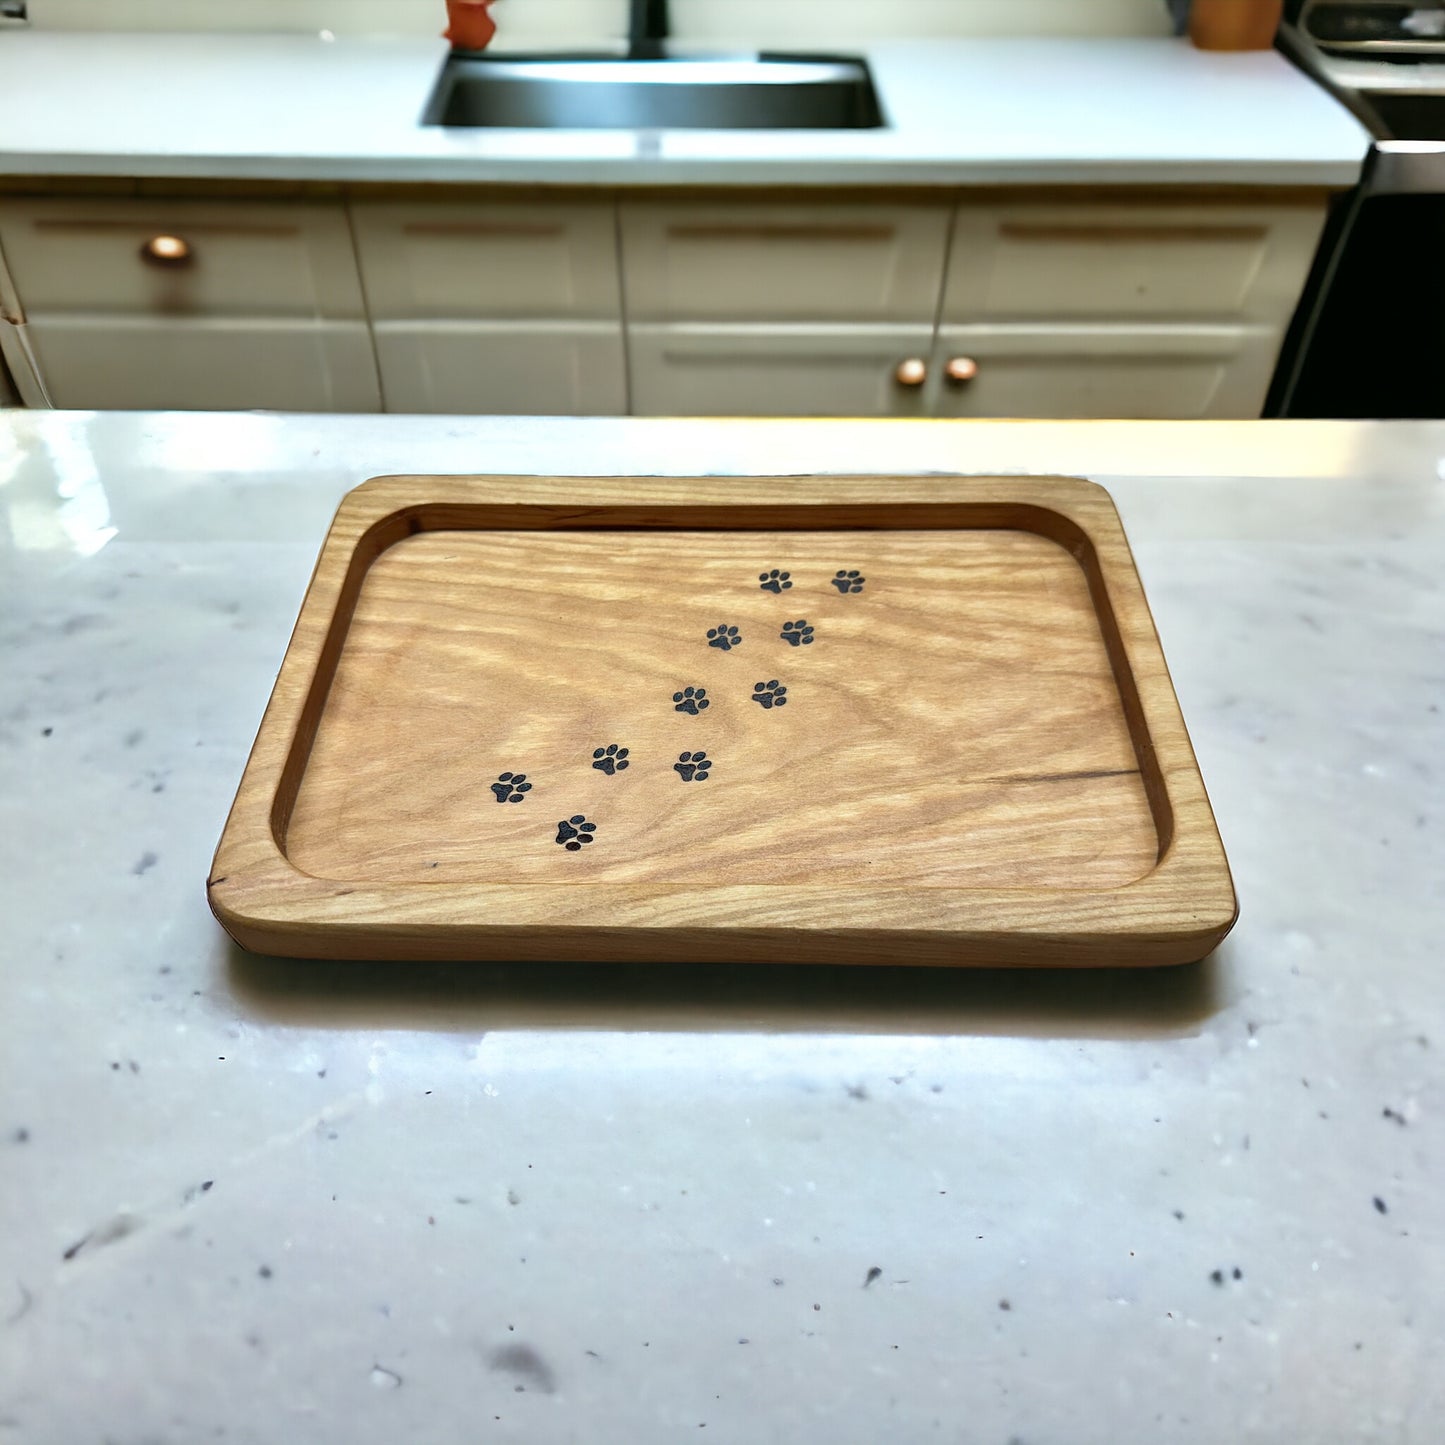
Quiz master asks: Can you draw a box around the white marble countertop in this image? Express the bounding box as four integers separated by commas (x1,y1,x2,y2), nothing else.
0,32,1371,186
1,412,1441,1442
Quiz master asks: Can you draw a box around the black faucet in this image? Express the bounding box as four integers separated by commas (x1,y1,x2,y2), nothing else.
628,0,669,59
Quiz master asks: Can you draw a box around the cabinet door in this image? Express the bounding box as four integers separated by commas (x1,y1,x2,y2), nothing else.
621,203,950,325
932,326,1281,419
22,317,380,412
351,200,626,414
373,322,626,415
944,202,1326,325
349,201,623,321
630,326,936,417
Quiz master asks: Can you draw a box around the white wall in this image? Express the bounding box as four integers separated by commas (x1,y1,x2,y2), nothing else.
16,0,1174,42
14,0,618,38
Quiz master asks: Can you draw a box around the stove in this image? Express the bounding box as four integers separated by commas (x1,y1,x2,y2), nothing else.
1272,2,1445,416
1281,1,1445,141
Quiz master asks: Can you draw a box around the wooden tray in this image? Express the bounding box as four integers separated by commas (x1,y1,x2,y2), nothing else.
208,475,1236,966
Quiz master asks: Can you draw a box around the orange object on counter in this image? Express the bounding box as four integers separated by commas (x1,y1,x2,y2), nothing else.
444,0,497,51
1189,0,1284,50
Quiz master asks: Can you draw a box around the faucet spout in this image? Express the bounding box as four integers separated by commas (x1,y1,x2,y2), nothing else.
628,0,669,59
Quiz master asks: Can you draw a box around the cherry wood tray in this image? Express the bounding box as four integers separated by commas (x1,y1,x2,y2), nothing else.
208,475,1236,966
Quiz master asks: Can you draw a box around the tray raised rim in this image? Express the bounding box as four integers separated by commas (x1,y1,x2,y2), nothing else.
208,473,1237,967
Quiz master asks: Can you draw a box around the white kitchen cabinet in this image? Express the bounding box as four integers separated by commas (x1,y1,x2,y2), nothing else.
933,198,1327,418
372,322,626,415
19,318,381,414
620,199,949,417
619,196,1317,419
944,201,1326,324
349,200,626,414
929,324,1282,420
620,202,951,325
629,325,936,418
0,197,380,411
350,201,622,320
0,187,1329,421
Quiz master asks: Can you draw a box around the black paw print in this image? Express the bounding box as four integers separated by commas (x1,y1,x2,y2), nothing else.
759,569,793,595
592,744,630,776
673,686,710,715
832,570,865,594
781,620,815,647
752,680,787,710
674,751,713,783
490,772,531,804
707,623,741,652
556,815,597,850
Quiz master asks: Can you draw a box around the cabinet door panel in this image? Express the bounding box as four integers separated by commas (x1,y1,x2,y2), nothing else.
630,326,935,417
375,323,626,415
933,326,1280,419
351,202,622,322
26,318,380,412
622,204,950,325
945,203,1325,324
0,199,367,320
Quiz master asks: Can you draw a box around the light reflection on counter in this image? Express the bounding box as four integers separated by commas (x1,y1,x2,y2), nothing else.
0,408,117,556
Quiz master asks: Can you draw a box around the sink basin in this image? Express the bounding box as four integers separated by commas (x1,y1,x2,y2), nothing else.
423,54,885,130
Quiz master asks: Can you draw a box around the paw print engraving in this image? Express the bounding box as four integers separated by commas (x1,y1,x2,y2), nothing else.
556,815,597,850
592,744,630,776
780,620,815,647
674,751,713,783
673,686,710,715
758,569,793,595
490,771,531,804
752,680,788,710
707,623,742,652
832,569,865,594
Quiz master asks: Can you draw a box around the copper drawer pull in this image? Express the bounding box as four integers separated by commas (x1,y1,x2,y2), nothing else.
140,234,193,268
945,356,980,386
894,358,928,388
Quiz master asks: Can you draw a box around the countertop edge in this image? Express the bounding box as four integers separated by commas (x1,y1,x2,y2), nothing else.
0,153,1368,188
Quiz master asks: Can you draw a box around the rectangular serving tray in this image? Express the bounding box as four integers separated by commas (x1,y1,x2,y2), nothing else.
209,474,1237,966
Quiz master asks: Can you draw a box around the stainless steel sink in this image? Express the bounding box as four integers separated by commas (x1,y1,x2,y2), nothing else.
423,54,885,130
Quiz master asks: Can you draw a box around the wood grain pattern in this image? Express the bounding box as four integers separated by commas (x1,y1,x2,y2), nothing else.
209,475,1237,967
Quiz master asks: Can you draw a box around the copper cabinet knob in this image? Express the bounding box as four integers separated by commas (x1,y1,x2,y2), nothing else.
945,356,980,386
140,234,193,267
894,358,928,388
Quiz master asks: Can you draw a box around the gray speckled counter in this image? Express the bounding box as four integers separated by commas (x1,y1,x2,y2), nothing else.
0,413,1441,1443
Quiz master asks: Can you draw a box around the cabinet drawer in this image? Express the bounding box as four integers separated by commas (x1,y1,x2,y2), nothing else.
944,203,1326,324
26,317,380,412
351,202,622,322
374,322,626,415
0,199,367,320
621,204,950,325
933,325,1281,419
630,325,935,417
